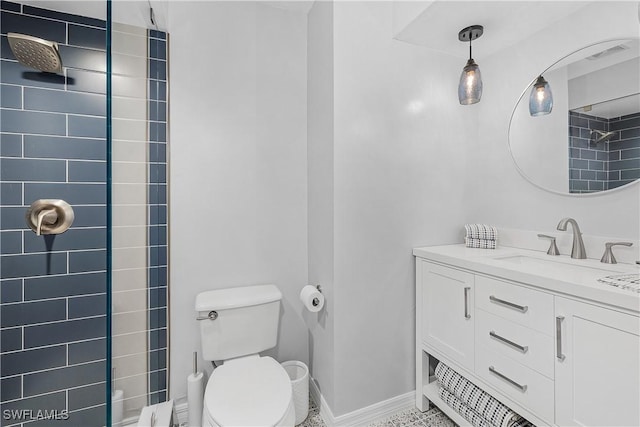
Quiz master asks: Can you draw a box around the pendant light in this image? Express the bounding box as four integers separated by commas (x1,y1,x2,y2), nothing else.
529,75,553,116
458,25,484,105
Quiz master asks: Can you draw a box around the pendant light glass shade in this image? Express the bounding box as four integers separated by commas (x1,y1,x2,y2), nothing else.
458,58,483,105
529,75,553,116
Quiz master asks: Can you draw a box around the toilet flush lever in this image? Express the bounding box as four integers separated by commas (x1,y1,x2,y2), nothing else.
196,311,218,321
26,199,74,236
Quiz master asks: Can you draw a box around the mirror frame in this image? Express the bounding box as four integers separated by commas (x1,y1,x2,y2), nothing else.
508,37,640,197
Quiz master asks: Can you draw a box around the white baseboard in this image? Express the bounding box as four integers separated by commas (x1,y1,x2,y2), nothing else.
310,378,416,427
309,378,335,426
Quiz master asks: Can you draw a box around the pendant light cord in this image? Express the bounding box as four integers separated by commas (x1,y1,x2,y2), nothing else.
148,0,159,30
469,39,472,60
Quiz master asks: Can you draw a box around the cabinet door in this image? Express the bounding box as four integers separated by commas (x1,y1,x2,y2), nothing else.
555,297,640,427
421,261,474,371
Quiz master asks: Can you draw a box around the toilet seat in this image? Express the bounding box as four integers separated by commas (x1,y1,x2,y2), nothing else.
204,356,292,427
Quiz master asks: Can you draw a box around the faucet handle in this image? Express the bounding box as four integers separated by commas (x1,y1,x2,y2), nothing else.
538,234,560,256
600,242,633,264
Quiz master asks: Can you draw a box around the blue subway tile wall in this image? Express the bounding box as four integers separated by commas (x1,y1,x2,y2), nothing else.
568,111,640,193
1,376,22,401
0,279,21,302
23,136,107,161
147,28,169,408
21,4,105,28
568,111,609,193
608,112,640,189
0,2,108,425
68,338,106,365
68,383,106,412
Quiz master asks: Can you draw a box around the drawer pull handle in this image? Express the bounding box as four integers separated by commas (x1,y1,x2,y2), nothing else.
489,331,529,354
556,316,566,361
488,366,528,392
489,295,528,313
464,287,471,319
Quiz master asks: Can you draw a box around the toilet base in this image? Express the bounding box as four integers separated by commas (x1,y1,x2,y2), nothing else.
202,398,295,427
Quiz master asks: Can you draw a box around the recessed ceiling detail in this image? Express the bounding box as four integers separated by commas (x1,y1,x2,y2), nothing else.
394,1,591,59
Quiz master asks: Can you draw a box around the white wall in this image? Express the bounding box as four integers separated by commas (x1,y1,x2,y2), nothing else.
312,1,639,417
330,1,474,415
306,0,336,410
165,0,640,417
569,57,640,111
472,1,640,241
167,1,308,402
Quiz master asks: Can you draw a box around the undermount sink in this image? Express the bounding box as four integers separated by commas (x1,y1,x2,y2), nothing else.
492,255,621,275
491,254,640,295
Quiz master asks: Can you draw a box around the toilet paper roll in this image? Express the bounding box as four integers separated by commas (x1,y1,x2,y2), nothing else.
187,371,204,427
300,285,324,312
112,389,124,427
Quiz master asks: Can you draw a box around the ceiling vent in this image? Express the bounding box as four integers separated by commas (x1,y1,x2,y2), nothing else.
585,44,630,60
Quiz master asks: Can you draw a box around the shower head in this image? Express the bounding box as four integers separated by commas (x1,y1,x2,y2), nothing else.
7,33,63,74
590,130,617,145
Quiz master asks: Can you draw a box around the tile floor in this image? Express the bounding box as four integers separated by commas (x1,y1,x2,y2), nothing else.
299,398,457,427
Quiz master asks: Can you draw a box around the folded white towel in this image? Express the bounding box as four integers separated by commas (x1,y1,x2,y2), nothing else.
465,224,498,240
465,237,497,249
435,362,525,427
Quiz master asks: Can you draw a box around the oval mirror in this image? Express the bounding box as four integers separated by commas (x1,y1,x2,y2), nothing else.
509,39,640,195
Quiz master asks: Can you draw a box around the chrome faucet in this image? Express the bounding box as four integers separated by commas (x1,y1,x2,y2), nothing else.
557,217,587,259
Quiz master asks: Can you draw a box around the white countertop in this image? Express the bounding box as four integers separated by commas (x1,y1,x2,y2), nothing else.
413,244,640,313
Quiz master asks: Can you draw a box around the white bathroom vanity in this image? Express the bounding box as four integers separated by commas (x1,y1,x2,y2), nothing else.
414,244,640,427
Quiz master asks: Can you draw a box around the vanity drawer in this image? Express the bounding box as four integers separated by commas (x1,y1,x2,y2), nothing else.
476,276,554,335
476,345,554,424
476,309,554,379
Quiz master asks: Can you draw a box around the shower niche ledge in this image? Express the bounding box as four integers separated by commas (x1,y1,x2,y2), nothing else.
414,244,639,427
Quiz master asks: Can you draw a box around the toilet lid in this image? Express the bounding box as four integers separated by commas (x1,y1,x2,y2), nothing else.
205,356,292,426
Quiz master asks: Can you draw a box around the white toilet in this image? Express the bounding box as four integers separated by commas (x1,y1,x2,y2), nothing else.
196,284,295,427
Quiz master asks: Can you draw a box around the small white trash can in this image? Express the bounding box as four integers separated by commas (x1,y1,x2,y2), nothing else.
281,360,309,425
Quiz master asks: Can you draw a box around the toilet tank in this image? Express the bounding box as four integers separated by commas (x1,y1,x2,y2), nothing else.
195,284,282,361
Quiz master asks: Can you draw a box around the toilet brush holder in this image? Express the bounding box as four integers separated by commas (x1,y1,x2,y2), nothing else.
187,351,204,426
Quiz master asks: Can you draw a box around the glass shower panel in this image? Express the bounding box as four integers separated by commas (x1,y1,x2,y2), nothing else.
110,2,169,423
0,1,168,424
0,1,109,425
110,21,152,422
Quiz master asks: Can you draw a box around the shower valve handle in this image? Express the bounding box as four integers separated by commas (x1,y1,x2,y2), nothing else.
36,209,58,236
25,200,74,236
